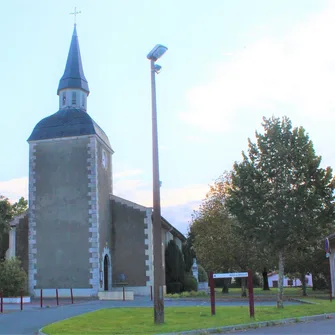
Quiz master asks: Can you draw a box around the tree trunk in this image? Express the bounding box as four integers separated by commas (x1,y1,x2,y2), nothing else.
241,277,247,297
300,273,307,296
277,250,284,308
221,278,230,294
262,267,270,290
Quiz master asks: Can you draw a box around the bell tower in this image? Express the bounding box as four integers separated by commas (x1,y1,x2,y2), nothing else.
27,25,113,297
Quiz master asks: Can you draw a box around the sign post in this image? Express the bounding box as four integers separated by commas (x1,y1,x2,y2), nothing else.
210,271,255,318
247,270,255,318
209,271,215,316
325,238,332,302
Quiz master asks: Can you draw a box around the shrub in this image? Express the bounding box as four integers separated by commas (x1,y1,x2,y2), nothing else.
165,290,207,298
165,240,185,290
167,282,182,294
0,258,27,297
183,273,198,292
197,264,208,282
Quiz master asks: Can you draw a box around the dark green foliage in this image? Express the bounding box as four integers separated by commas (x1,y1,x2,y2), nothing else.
0,258,27,297
183,273,198,292
11,197,28,217
253,273,261,287
313,273,329,290
285,241,330,295
165,240,185,293
0,196,12,261
182,235,196,273
166,282,182,294
197,264,208,282
0,196,28,261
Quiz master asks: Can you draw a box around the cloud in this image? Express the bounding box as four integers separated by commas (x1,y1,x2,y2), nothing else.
114,177,208,208
114,169,143,179
162,200,202,235
0,177,28,202
179,3,335,137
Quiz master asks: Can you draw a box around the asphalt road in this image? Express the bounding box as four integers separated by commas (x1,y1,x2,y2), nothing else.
228,318,335,334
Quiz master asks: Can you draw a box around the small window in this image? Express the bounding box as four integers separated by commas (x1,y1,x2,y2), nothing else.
82,93,85,107
62,92,66,105
72,92,76,105
287,279,293,286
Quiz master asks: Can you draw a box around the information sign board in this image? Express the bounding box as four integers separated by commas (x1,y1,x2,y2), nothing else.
213,272,248,279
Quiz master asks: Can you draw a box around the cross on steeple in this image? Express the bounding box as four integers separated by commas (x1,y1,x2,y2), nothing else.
70,7,81,25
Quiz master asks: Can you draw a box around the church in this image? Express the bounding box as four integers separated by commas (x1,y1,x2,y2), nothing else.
5,24,185,298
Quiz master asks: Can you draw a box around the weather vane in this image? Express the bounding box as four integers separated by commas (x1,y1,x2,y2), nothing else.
70,7,81,25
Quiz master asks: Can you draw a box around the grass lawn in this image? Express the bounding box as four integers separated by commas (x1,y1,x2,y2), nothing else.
43,298,335,335
164,287,329,299
214,287,328,297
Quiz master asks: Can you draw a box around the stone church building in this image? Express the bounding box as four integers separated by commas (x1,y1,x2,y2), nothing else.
6,25,185,297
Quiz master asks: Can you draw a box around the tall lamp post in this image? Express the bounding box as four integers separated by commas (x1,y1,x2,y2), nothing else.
147,44,168,324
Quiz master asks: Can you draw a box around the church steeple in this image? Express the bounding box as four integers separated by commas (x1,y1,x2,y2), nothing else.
57,25,89,111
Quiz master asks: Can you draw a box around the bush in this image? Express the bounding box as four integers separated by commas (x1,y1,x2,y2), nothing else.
167,282,183,294
165,240,185,290
165,290,207,298
197,264,208,282
0,258,27,297
313,274,329,290
183,273,198,292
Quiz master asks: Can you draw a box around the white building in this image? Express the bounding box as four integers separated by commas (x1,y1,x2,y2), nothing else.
267,272,313,288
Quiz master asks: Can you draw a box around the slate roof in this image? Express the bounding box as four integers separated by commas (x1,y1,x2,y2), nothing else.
57,25,89,94
27,108,111,148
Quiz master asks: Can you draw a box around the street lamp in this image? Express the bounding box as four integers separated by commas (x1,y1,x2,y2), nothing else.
147,44,168,325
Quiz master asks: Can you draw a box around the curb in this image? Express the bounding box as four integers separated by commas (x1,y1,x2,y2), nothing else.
158,313,335,335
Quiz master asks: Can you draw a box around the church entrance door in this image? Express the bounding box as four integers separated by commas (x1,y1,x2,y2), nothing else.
104,255,109,291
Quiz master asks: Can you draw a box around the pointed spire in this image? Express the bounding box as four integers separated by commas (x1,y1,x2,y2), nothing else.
57,25,89,95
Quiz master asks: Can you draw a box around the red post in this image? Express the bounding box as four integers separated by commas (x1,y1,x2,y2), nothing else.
123,286,125,301
209,271,215,316
150,285,153,301
248,270,255,318
56,288,59,306
40,289,43,308
0,290,3,313
70,288,74,304
20,288,23,311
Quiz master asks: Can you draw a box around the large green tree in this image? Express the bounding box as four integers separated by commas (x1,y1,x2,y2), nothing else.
227,116,335,308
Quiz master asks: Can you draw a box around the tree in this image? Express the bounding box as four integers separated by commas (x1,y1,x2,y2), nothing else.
191,173,262,295
0,196,28,260
182,231,196,273
0,257,27,297
285,240,329,296
0,196,13,261
12,197,28,217
165,240,185,293
227,116,335,308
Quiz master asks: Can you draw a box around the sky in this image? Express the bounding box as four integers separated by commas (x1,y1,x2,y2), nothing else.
1,0,335,235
